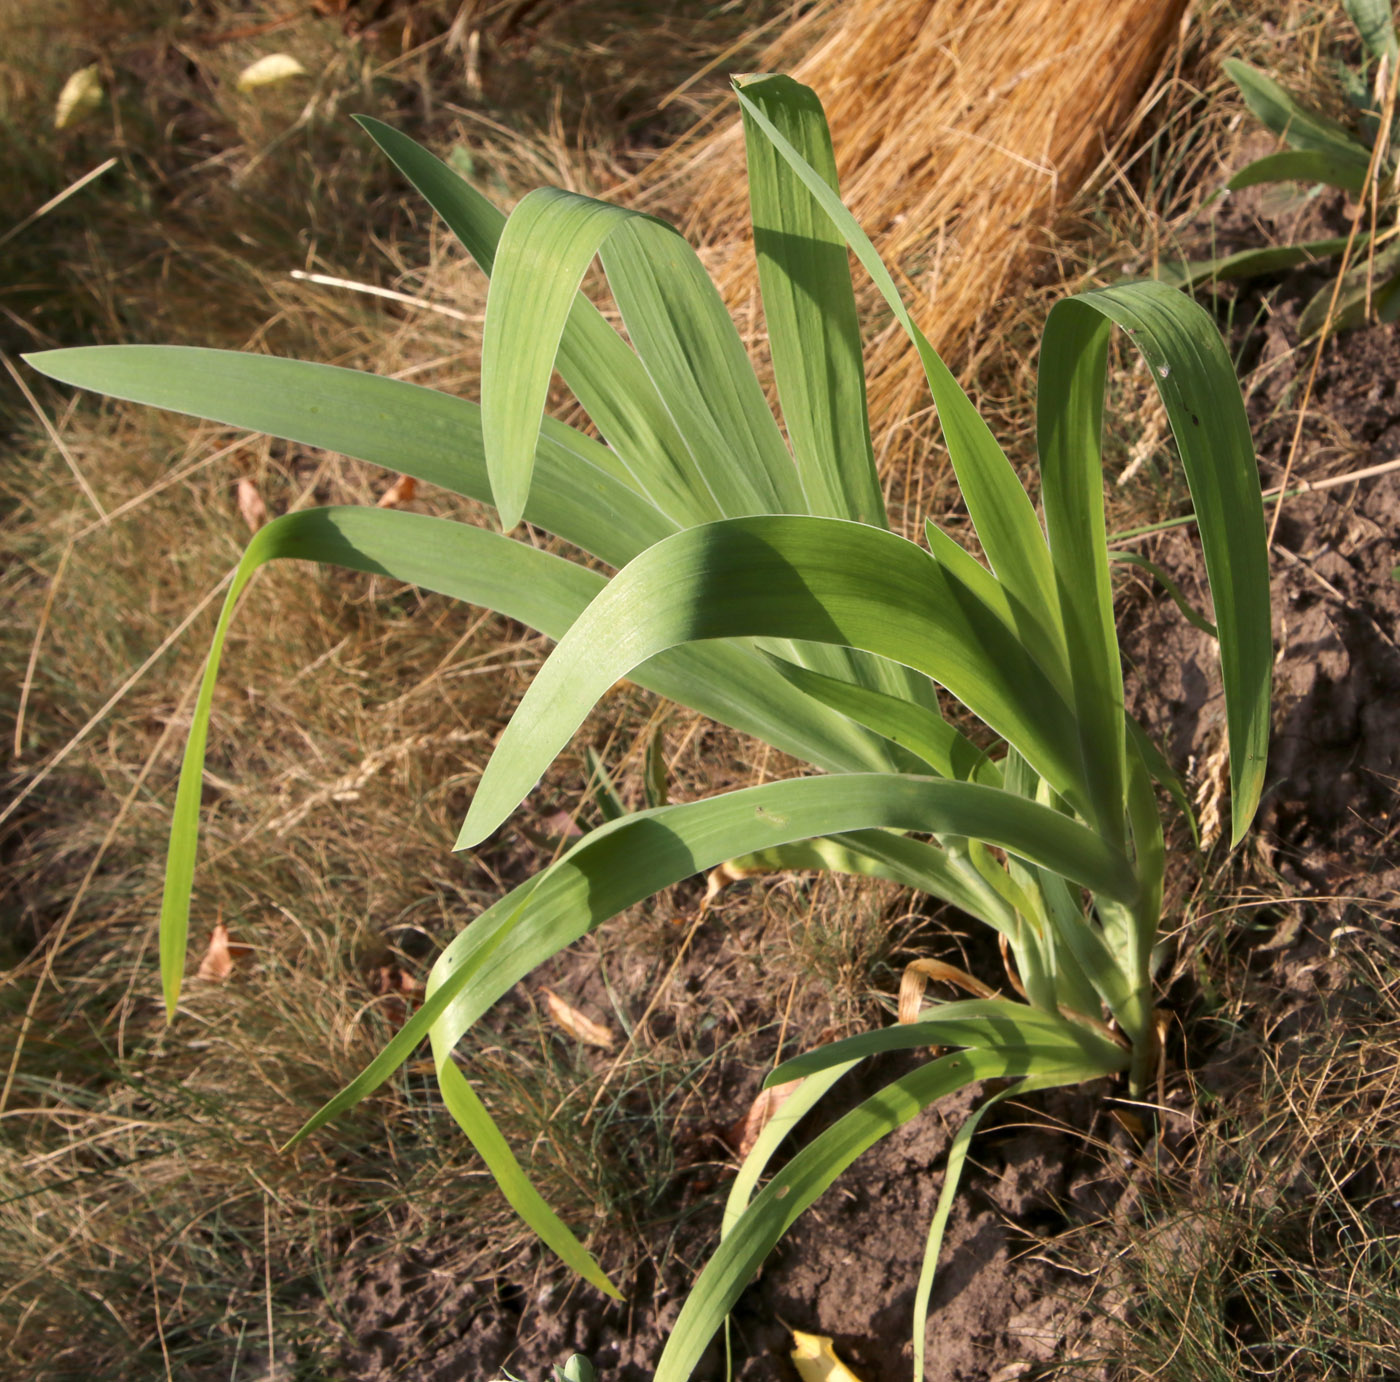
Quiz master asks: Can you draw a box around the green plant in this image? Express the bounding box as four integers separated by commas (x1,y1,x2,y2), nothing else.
1165,0,1400,334
26,73,1271,1378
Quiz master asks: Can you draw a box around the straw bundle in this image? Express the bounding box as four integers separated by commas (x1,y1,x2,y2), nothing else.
643,0,1190,506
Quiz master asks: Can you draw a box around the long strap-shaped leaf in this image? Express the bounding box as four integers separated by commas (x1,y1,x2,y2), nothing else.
733,77,1065,653
279,774,1132,1294
923,519,1071,699
291,772,1136,1160
150,506,937,1013
1346,0,1399,64
910,1069,1077,1379
482,182,924,744
715,831,1016,935
1227,148,1371,196
434,1052,622,1299
1035,297,1128,846
363,117,925,717
435,775,1136,1063
359,116,711,526
459,516,1099,848
1041,281,1271,842
654,1050,1100,1382
721,1061,856,1240
737,74,885,526
1223,59,1378,172
25,345,675,570
1158,234,1364,290
26,347,913,780
482,186,804,530
767,999,1129,1080
737,73,946,715
756,650,999,783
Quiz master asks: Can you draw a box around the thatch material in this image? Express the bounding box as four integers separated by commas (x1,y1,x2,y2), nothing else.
641,0,1190,506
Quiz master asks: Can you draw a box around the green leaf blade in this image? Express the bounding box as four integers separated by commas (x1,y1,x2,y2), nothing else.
737,74,885,526
459,516,1102,848
732,76,1066,651
1227,147,1371,195
1224,59,1378,165
1067,280,1271,842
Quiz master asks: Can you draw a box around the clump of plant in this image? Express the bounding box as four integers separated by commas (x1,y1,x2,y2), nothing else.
28,73,1271,1377
1168,0,1400,334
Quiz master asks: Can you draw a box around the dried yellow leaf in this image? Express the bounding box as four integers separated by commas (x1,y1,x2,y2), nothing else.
236,54,308,93
237,476,267,532
55,65,103,130
541,988,615,1049
790,1330,867,1382
377,473,417,508
196,920,254,982
731,1078,802,1157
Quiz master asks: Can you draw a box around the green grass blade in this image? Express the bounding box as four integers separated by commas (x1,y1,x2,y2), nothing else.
911,1070,1080,1379
721,1062,856,1238
151,507,607,1017
459,517,1102,848
583,746,628,822
1298,242,1400,336
28,347,924,778
432,1056,621,1298
923,520,1071,699
1126,716,1198,847
1224,59,1378,165
596,215,806,517
736,74,884,526
718,830,1017,933
732,77,1063,647
150,505,954,1014
374,124,918,719
734,74,944,715
1157,235,1361,290
1047,280,1270,843
1035,300,1128,846
1227,148,1371,195
654,1049,1058,1382
1109,550,1218,636
1346,0,1399,64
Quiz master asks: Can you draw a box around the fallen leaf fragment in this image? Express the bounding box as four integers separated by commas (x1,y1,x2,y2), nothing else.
704,857,765,905
729,1078,802,1157
541,988,615,1049
368,962,425,1029
790,1330,867,1382
377,473,416,508
197,920,254,982
237,476,267,531
55,65,103,130
236,53,308,92
898,956,997,1024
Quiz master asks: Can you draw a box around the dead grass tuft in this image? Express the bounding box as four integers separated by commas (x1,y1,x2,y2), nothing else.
1110,920,1400,1378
